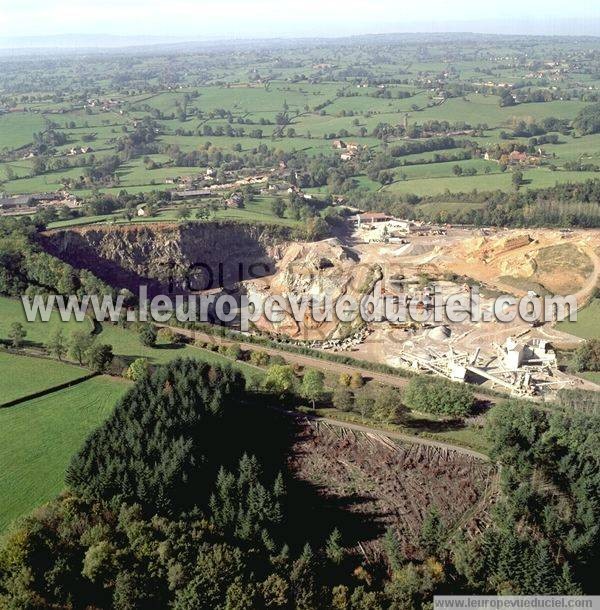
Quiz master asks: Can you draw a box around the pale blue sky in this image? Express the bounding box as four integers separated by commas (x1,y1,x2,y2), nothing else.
0,0,599,40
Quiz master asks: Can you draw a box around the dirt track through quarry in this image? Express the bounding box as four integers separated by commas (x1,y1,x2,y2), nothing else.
169,324,497,405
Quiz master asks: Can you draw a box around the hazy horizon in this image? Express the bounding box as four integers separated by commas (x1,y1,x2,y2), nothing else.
1,0,600,48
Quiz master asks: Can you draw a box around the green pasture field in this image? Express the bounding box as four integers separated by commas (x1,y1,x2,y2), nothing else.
543,133,600,163
0,161,34,180
415,200,486,215
2,165,84,194
47,195,301,229
0,113,46,150
0,297,90,345
1,40,600,204
0,352,89,405
0,296,263,383
158,133,344,155
184,82,342,116
1,91,597,200
392,158,499,180
409,95,587,127
209,204,299,227
382,167,600,197
0,376,131,531
556,299,600,339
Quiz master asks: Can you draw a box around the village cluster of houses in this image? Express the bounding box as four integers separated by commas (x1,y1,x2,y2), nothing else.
0,191,81,215
86,99,123,112
483,149,545,166
20,145,94,161
151,168,290,216
162,161,297,202
166,170,271,194
165,166,219,188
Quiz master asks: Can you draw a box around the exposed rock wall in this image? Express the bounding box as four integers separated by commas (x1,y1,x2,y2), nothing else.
245,239,372,340
39,222,374,340
39,222,288,296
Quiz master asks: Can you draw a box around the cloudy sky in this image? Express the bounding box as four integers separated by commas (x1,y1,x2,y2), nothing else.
0,0,599,40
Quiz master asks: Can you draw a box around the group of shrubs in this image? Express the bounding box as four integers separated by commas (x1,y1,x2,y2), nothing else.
332,374,475,423
571,338,600,373
130,324,477,423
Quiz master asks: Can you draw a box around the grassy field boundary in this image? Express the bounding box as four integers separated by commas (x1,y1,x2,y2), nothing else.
0,372,99,409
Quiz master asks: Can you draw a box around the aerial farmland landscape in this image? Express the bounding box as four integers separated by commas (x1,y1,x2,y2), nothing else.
0,1,599,607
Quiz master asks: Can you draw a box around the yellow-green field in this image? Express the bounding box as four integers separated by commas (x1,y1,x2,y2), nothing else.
0,376,131,531
556,299,600,339
0,352,89,405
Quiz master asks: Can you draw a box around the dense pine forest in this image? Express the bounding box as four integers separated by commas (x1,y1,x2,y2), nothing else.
0,360,598,608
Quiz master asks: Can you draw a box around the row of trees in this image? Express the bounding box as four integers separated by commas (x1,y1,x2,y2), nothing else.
573,102,600,135
350,177,600,228
261,359,474,421
1,321,115,373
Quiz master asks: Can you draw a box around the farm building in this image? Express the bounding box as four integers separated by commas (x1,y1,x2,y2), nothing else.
0,191,80,213
508,151,528,164
0,195,32,211
31,192,80,207
355,212,393,226
171,189,212,200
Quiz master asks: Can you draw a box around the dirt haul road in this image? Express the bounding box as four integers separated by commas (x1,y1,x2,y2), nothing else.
167,325,498,406
292,411,491,461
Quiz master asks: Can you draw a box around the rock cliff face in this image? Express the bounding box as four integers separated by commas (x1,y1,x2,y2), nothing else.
39,222,373,340
40,222,288,296
244,239,372,340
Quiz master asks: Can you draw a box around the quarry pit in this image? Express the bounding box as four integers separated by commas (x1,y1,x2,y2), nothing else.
39,221,600,397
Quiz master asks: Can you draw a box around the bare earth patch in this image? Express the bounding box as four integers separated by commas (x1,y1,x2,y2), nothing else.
288,420,496,561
